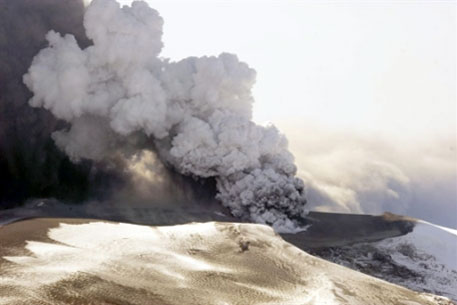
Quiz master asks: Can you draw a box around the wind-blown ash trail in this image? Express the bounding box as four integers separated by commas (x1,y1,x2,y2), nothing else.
23,0,307,232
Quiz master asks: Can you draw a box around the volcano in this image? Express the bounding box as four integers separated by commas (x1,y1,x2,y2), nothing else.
0,204,456,304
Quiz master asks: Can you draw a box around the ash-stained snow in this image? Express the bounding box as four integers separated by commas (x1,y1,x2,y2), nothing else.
0,219,453,305
312,220,457,302
374,221,457,300
379,221,457,271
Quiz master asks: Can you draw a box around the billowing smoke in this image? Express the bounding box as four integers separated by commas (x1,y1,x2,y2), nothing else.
23,0,307,232
0,0,218,210
0,0,97,206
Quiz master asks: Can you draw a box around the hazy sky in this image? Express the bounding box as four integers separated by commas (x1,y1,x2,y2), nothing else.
112,0,456,138
89,0,456,227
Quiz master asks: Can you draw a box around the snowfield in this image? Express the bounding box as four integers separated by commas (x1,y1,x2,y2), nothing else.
374,221,457,300
312,219,457,302
0,218,453,305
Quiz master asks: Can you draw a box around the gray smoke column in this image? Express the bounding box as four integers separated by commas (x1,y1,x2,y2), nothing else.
0,0,104,206
24,0,307,232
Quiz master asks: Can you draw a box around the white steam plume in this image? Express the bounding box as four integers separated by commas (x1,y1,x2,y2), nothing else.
23,0,307,232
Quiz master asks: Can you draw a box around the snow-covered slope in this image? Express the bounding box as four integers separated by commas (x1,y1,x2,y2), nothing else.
378,220,457,271
312,220,457,302
375,221,457,300
0,218,453,304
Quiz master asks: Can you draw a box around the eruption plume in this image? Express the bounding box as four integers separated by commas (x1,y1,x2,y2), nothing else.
0,0,103,206
23,0,307,232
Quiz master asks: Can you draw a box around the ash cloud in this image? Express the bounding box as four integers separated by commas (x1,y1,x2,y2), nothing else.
0,0,96,206
282,122,457,229
0,0,211,211
23,0,307,232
